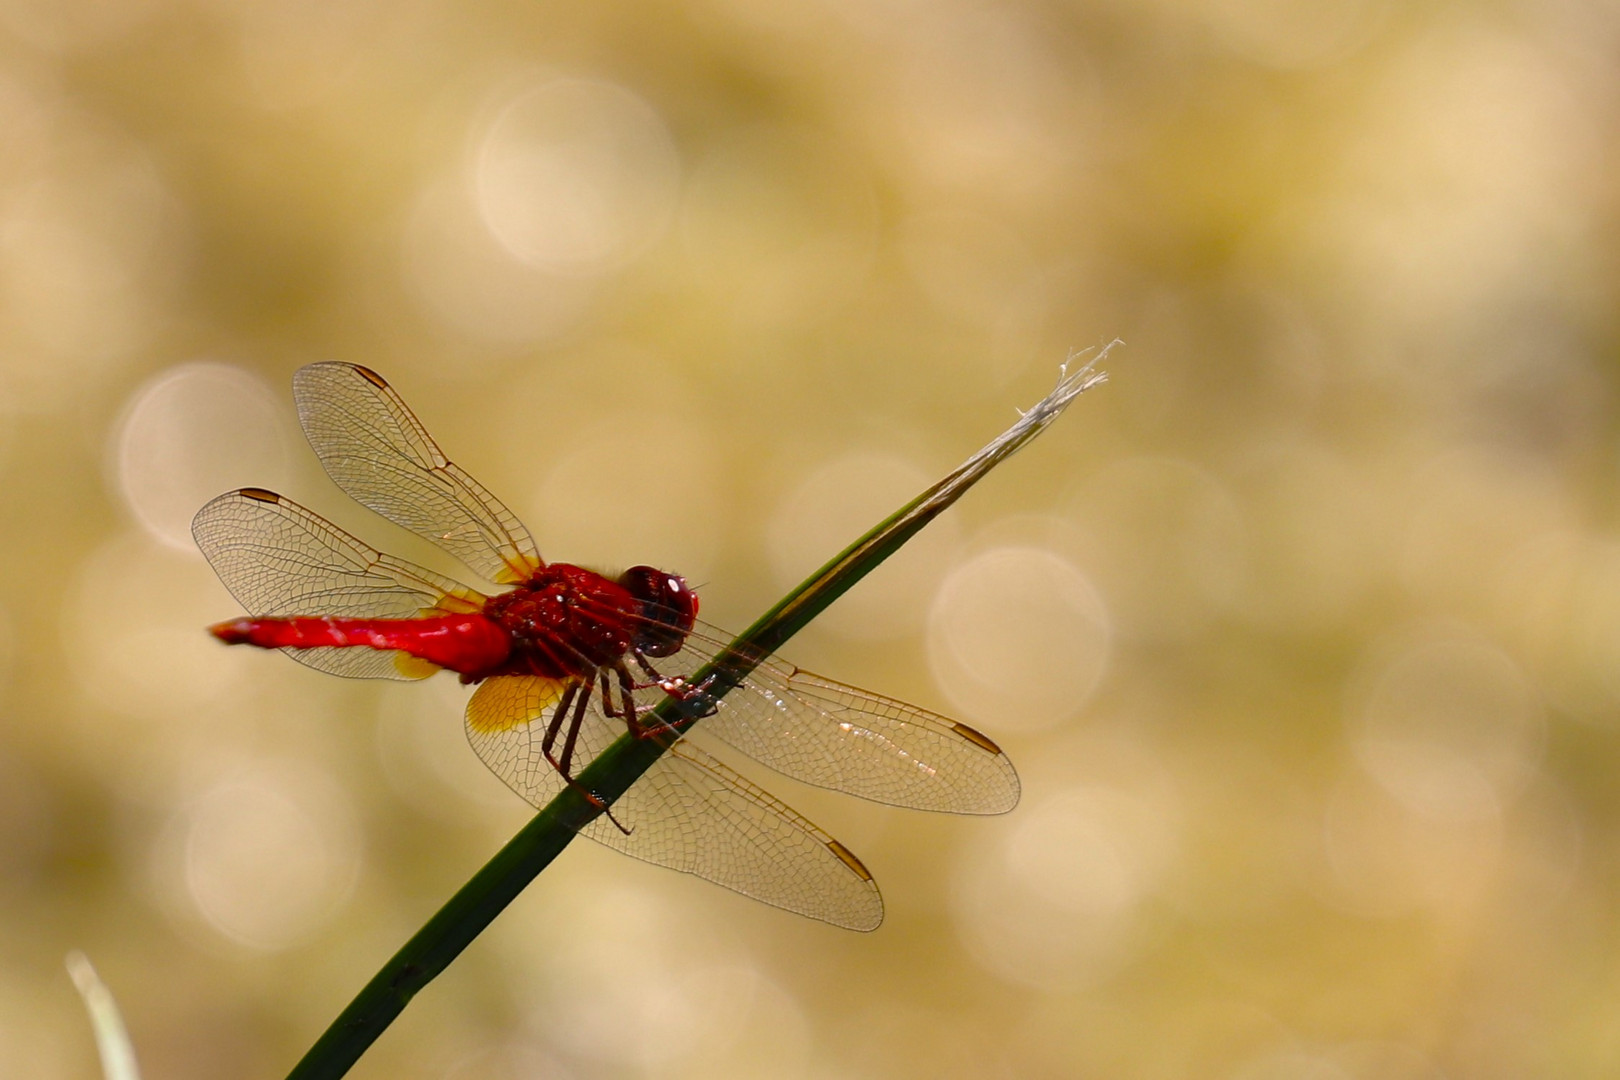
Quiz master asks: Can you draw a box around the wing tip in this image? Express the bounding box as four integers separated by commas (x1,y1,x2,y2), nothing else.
821,842,884,929
829,883,884,933
986,784,1021,816
949,721,1026,814
826,838,873,882
294,360,388,390
845,910,884,933
951,721,1003,756
192,487,284,545
969,761,1021,816
351,364,389,389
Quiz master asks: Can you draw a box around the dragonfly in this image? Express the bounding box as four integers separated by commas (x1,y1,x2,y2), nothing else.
193,362,1019,930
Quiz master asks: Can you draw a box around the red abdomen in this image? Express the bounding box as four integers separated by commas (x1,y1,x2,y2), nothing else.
210,613,512,677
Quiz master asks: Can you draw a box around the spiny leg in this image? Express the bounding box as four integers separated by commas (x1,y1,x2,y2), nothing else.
615,661,685,742
617,664,640,731
541,682,579,761
554,678,592,780
631,650,674,689
540,678,630,835
629,651,717,733
598,668,646,730
618,654,684,697
598,666,650,736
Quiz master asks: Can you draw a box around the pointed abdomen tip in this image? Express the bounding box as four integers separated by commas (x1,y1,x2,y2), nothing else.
209,618,255,644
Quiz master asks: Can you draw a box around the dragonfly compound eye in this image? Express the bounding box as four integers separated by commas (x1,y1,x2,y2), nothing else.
618,565,698,658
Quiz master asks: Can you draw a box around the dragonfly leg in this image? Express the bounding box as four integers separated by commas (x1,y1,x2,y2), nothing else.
593,663,633,725
632,651,685,695
553,680,592,780
631,651,719,724
620,654,685,695
616,661,690,742
598,668,668,740
540,681,579,761
542,679,631,835
598,667,631,725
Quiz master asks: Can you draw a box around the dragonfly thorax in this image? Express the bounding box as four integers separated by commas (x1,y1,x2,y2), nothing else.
481,563,643,678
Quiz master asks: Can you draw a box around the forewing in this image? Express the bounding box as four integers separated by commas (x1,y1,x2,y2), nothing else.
646,622,1021,815
192,488,485,680
293,362,542,584
464,675,884,931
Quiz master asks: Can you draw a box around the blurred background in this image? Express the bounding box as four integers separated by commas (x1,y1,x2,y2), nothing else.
1,0,1616,1076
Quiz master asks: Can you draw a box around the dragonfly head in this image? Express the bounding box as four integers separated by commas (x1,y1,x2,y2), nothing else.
618,566,698,658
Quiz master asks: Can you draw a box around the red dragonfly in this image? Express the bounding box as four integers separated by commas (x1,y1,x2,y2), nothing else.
194,362,1019,930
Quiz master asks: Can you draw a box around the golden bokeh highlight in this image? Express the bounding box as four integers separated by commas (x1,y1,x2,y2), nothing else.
403,175,598,347
475,76,680,276
928,545,1110,732
160,760,362,952
113,362,291,551
952,732,1176,991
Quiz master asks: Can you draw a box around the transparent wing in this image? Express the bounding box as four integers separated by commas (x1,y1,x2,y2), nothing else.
192,488,485,680
588,743,883,931
641,621,1020,815
293,362,542,584
464,675,884,930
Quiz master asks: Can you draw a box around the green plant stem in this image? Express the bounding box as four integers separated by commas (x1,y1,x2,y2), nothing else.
284,345,1114,1080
